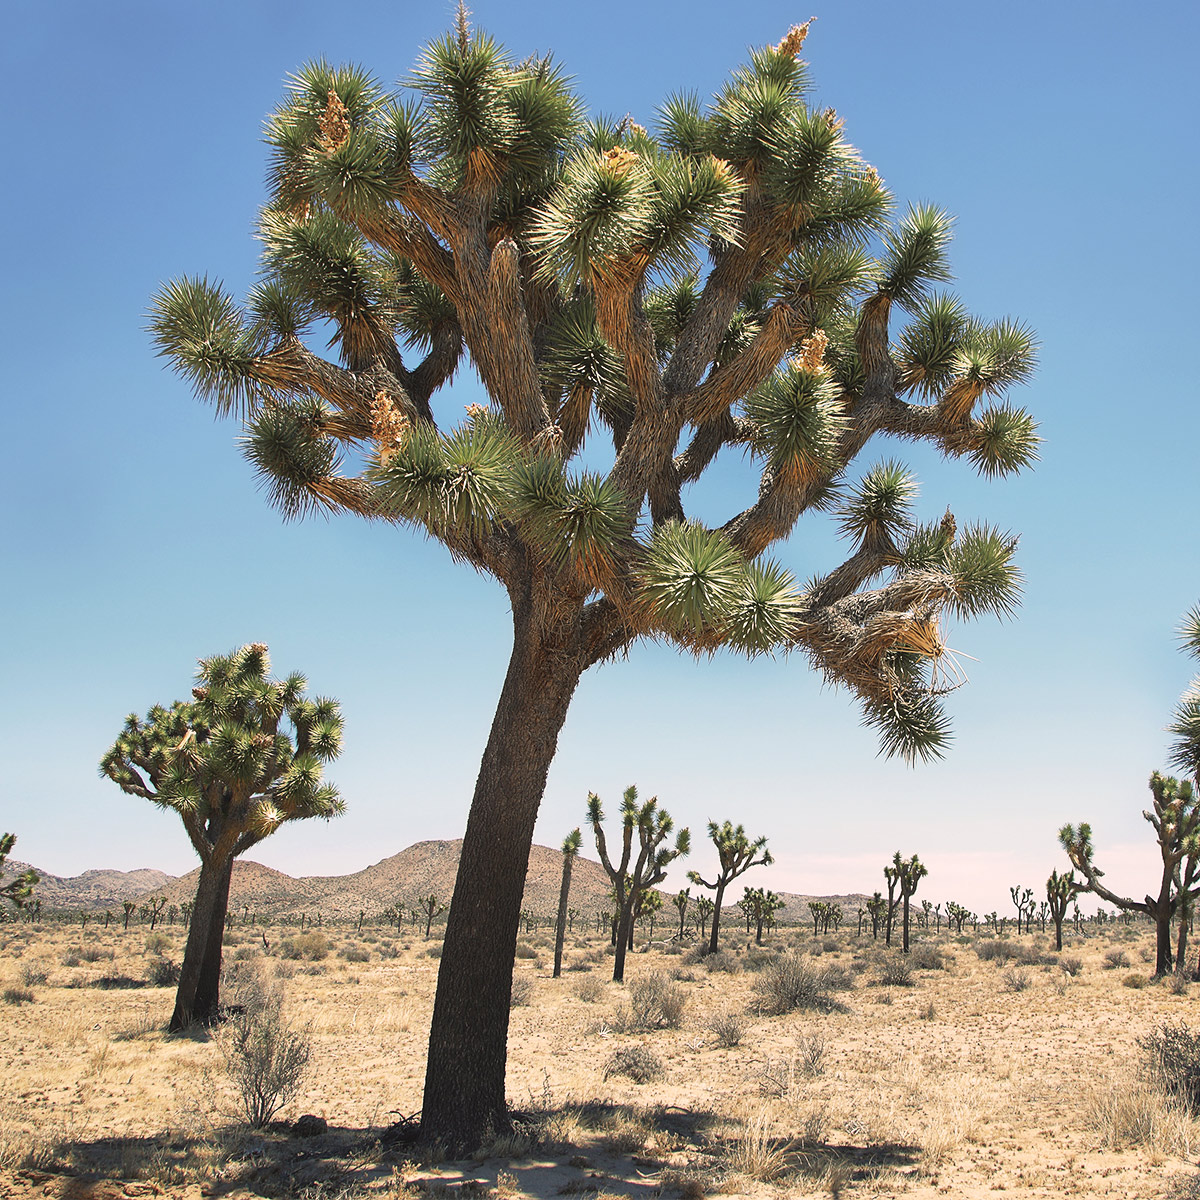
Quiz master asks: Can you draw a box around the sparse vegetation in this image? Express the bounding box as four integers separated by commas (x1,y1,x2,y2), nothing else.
602,1044,663,1084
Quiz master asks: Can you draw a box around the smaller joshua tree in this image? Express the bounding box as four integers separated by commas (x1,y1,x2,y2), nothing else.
1046,868,1080,952
890,852,927,953
866,891,886,939
418,893,447,939
588,786,689,982
743,886,784,943
0,834,38,920
689,821,771,955
672,888,690,940
101,644,343,1030
1060,772,1199,976
695,896,715,940
553,828,582,978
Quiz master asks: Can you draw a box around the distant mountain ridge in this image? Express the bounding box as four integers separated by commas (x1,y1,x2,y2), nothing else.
9,843,871,926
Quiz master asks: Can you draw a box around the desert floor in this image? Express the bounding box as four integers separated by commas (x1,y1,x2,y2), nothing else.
2,919,1199,1200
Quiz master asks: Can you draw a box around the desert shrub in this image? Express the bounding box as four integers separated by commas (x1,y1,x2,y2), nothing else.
2,987,34,1005
1140,946,1155,963
669,966,697,982
822,938,839,953
91,974,146,989
1124,973,1148,989
796,1031,826,1077
217,980,311,1127
1013,941,1049,966
820,962,855,991
744,949,775,971
19,965,47,988
704,950,741,974
875,955,914,987
1087,1075,1195,1155
339,945,369,962
918,999,937,1020
1002,967,1032,992
510,975,534,1007
976,939,1017,963
628,971,686,1030
1141,1021,1200,1112
514,942,537,959
1104,948,1131,970
425,945,442,958
751,954,842,1015
146,958,181,987
602,1045,663,1084
574,976,605,1003
144,933,170,956
77,945,115,964
875,989,894,1005
706,1007,747,1048
60,951,81,967
277,931,328,961
909,944,945,970
1059,955,1084,977
1165,972,1191,996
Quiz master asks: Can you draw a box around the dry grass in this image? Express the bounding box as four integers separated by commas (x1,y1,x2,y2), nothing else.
0,921,1195,1199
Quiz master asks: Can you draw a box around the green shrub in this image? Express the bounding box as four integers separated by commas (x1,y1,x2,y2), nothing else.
875,955,914,987
602,1045,663,1084
278,931,329,961
2,987,34,1005
752,955,844,1015
146,958,181,987
1141,1020,1200,1112
627,971,686,1030
909,944,945,970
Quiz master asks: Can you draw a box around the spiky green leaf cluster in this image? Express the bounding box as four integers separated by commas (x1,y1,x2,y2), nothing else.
837,461,917,550
744,365,846,480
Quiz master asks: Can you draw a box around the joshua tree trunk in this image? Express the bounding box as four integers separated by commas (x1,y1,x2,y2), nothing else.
902,894,911,953
193,856,234,1024
170,853,229,1032
613,897,637,982
553,856,575,979
707,882,728,956
420,598,585,1149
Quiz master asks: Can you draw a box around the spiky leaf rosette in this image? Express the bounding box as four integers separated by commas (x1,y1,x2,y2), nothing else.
1169,604,1200,781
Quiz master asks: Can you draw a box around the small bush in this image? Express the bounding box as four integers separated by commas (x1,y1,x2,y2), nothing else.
1104,948,1131,970
1165,972,1191,996
217,981,311,1127
628,971,686,1030
1124,973,1148,990
752,954,842,1015
91,974,147,990
822,938,839,953
796,1031,826,1077
602,1045,663,1084
706,1007,746,1048
1002,967,1032,992
144,933,170,956
875,956,914,988
1059,955,1084,977
78,945,115,964
909,944,945,971
704,950,741,974
339,946,369,963
510,975,534,1007
146,958,181,987
918,999,937,1021
278,931,329,961
975,939,1016,963
2,987,34,1005
514,942,538,959
19,965,47,988
425,945,442,958
574,976,605,1003
1141,1020,1200,1113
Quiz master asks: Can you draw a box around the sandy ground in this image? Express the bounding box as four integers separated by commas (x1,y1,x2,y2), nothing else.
1,920,1198,1199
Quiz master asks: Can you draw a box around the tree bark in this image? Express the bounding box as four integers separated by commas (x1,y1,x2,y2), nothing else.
613,896,636,982
707,881,728,955
419,599,584,1151
193,855,234,1024
902,895,911,953
553,855,574,979
170,854,228,1032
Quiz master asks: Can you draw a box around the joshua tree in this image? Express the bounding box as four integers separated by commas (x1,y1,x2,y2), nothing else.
672,888,690,939
419,893,447,939
891,852,928,953
149,16,1037,1143
689,821,771,954
866,891,886,939
636,888,663,937
807,899,826,935
1046,868,1079,952
744,886,784,943
946,900,971,933
588,786,688,981
883,862,900,946
696,896,715,940
553,827,582,978
1060,772,1200,976
100,643,343,1030
1009,885,1034,935
1168,604,1200,783
142,895,168,930
0,835,37,920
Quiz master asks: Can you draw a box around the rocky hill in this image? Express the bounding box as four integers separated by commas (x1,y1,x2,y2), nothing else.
3,861,176,911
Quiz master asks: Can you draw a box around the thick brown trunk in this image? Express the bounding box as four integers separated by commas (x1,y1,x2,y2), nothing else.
707,881,727,955
170,854,227,1032
902,896,911,953
193,856,233,1025
419,602,584,1151
553,856,574,979
613,897,636,982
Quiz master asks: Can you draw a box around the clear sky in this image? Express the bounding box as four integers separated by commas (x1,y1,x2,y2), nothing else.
2,0,1197,916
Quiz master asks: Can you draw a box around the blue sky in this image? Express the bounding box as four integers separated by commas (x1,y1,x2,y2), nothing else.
2,0,1197,916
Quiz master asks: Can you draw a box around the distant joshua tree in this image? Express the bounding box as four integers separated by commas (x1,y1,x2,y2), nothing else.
553,828,582,978
1046,868,1079,952
100,643,344,1030
695,896,715,940
891,852,927,953
672,888,690,940
743,886,784,943
419,894,448,939
689,821,771,954
588,786,689,982
866,891,886,940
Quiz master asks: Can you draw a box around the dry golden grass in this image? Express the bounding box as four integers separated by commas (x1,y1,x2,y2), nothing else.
1,920,1197,1199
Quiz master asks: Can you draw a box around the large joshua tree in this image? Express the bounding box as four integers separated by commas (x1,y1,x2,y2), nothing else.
100,644,343,1029
892,851,927,953
149,16,1036,1144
